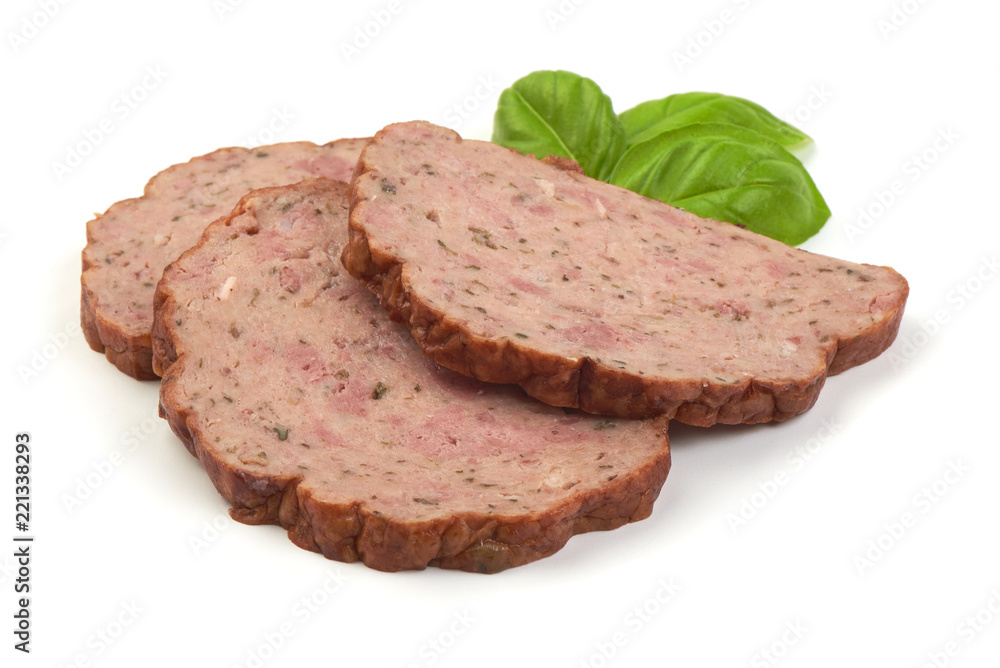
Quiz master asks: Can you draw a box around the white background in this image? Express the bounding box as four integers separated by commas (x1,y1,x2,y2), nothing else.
2,0,999,666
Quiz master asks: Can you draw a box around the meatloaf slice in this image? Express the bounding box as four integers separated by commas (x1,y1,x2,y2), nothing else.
342,121,909,426
153,178,670,574
82,138,367,379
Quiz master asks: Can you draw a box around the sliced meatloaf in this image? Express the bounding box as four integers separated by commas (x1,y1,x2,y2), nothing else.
83,138,367,379
152,178,670,573
342,121,909,426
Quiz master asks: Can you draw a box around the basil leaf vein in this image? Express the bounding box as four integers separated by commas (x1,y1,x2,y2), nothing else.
610,123,830,245
619,92,810,148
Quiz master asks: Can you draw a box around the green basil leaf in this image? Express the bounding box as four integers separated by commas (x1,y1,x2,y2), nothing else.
609,123,830,245
619,92,810,148
491,70,626,181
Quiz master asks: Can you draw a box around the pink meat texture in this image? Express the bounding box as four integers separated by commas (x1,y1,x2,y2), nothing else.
342,121,909,426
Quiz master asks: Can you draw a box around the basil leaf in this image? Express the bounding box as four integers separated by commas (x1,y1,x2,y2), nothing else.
619,92,810,148
492,70,626,181
609,123,829,245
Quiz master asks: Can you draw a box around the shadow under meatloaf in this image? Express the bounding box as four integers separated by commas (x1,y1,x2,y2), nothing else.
342,121,909,426
152,178,671,574
82,138,368,379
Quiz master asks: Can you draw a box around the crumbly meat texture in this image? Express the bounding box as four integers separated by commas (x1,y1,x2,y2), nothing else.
82,138,368,379
342,121,909,426
152,179,670,574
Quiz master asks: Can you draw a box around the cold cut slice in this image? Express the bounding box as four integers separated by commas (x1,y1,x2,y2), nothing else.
342,121,909,425
153,178,670,573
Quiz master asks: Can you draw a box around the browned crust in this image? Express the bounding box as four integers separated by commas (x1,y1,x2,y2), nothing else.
81,258,158,380
827,287,908,375
152,179,671,574
341,126,909,426
82,138,370,381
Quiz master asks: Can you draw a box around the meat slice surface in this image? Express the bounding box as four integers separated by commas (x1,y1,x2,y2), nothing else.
153,178,670,574
342,121,909,426
83,138,367,379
